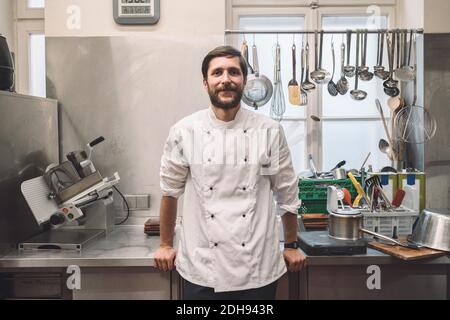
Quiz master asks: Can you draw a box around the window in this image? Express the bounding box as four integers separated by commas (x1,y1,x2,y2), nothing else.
16,0,46,97
320,14,391,172
28,0,45,9
228,2,398,174
238,16,307,174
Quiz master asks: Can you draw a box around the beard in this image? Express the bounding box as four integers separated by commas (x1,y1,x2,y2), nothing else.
207,83,244,110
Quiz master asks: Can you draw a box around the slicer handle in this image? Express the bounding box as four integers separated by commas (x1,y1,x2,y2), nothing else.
89,136,105,148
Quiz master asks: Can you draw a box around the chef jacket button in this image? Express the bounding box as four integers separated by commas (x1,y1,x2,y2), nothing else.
209,187,213,191
207,131,211,135
214,243,218,247
243,187,247,191
242,243,246,247
244,130,248,134
244,158,248,162
211,214,215,219
242,214,246,218
208,158,212,162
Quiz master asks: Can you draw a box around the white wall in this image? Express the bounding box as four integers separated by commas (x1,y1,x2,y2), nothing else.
397,0,424,29
0,0,15,52
46,0,225,37
45,0,226,222
424,0,450,33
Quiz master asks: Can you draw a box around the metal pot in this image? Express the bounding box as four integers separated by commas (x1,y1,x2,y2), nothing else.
410,209,450,252
328,209,363,241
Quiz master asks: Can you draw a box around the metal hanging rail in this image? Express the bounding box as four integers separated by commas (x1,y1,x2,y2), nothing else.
224,28,424,35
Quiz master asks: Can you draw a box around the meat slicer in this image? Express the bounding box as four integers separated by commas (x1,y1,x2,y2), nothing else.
19,137,120,251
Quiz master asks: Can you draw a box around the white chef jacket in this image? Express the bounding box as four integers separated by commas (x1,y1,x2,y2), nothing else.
160,106,301,293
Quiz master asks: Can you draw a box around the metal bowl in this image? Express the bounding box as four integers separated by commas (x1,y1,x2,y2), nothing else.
410,209,450,252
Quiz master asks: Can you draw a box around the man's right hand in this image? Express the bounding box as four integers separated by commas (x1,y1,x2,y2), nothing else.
154,246,177,272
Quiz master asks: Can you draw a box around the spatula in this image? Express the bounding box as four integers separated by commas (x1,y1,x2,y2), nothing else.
288,43,301,105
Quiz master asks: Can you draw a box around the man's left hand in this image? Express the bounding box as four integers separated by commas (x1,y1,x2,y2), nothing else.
283,249,307,272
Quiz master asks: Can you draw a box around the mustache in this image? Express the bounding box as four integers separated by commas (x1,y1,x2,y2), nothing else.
217,84,238,92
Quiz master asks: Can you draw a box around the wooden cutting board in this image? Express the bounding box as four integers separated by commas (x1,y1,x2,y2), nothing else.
368,242,447,261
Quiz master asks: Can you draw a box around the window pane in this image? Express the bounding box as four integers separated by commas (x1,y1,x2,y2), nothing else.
322,120,391,172
281,120,306,173
238,16,306,119
28,0,45,8
29,33,46,98
321,16,388,117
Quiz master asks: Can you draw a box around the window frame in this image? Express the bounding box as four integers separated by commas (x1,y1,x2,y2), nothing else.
16,19,45,95
227,1,396,172
17,0,45,19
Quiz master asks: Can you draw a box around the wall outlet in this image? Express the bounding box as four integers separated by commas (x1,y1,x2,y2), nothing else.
123,194,151,211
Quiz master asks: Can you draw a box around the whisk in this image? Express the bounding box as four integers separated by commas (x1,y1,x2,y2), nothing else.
271,42,286,122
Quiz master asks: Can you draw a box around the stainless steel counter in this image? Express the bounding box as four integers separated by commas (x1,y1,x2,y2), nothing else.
1,226,449,270
0,226,159,268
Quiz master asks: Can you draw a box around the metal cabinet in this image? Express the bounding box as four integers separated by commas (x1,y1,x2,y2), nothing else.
0,267,180,300
290,263,448,300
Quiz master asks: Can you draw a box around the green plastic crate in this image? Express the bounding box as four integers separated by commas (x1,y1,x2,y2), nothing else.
298,178,360,214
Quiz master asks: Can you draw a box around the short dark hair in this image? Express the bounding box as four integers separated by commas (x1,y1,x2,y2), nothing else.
201,46,248,80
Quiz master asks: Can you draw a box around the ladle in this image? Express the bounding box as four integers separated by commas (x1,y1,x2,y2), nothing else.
350,31,367,101
336,42,349,95
327,42,339,96
344,30,356,77
359,30,374,81
374,31,390,80
311,31,330,84
302,42,316,92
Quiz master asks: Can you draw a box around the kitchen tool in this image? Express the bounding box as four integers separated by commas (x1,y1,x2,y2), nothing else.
358,30,374,81
271,42,285,121
308,154,319,178
344,30,356,77
368,241,446,261
297,231,367,256
299,44,308,105
359,152,371,173
395,105,437,144
311,31,330,84
330,160,346,171
395,30,415,82
242,41,273,110
364,175,394,211
327,42,339,96
392,189,406,207
361,228,420,249
410,209,450,252
0,35,15,91
327,186,363,240
350,31,367,101
20,137,121,250
333,168,347,180
394,36,437,144
375,98,397,161
301,42,316,92
348,172,371,208
288,43,301,105
336,42,349,95
310,115,321,122
383,34,400,97
374,31,390,80
342,188,353,207
379,139,394,161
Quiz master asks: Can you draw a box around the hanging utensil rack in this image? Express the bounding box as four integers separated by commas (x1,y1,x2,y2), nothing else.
225,29,424,36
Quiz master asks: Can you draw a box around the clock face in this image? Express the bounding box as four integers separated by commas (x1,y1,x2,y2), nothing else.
114,0,160,25
118,0,154,17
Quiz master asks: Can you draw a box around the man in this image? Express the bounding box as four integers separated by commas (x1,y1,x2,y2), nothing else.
155,46,306,300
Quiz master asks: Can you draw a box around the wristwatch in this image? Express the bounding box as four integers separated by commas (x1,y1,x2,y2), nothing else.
284,241,299,249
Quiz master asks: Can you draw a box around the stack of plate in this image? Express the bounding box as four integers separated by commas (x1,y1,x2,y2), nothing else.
144,218,160,236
